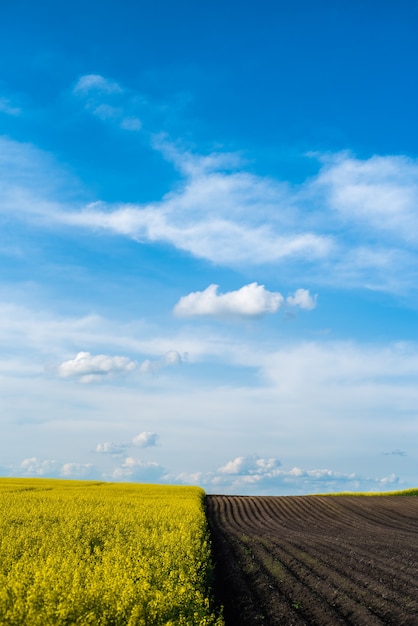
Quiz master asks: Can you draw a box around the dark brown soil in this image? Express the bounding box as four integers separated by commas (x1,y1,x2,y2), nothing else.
206,495,418,626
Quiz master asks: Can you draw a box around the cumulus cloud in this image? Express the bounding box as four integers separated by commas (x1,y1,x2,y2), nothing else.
174,283,284,318
139,350,182,374
60,463,96,478
57,351,137,383
95,433,159,459
18,457,59,476
10,458,99,479
218,455,281,475
112,457,166,481
175,457,401,496
132,432,159,447
95,442,128,455
286,288,317,310
174,284,317,318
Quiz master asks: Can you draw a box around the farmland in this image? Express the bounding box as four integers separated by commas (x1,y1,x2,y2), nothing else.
206,493,418,625
2,479,418,626
0,479,223,626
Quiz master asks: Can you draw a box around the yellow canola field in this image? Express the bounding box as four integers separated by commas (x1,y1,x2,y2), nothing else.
0,479,224,626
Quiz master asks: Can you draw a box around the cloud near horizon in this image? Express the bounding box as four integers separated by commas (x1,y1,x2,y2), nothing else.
173,284,317,318
173,455,401,495
111,457,166,481
3,454,402,497
11,457,97,479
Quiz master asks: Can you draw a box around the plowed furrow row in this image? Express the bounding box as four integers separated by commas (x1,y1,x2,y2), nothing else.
247,537,388,626
323,496,418,534
334,505,416,533
288,535,418,598
225,533,310,625
207,495,418,626
262,536,417,622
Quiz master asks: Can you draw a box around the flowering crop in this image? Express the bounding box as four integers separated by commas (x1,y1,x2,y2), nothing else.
0,479,224,625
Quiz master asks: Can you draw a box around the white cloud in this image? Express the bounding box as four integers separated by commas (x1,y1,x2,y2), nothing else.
313,153,418,243
2,131,418,294
63,182,330,268
9,458,98,479
60,463,96,478
73,74,123,95
176,457,401,495
218,455,281,475
95,434,159,454
132,432,159,447
174,283,284,318
286,288,317,310
139,350,182,374
95,442,128,455
61,146,418,292
18,457,59,476
57,351,137,383
262,341,418,392
112,457,166,481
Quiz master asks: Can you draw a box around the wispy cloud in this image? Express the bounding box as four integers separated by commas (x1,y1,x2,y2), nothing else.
139,350,182,374
312,152,418,244
2,130,418,295
0,97,21,116
73,74,124,95
59,145,418,293
73,73,141,131
383,449,407,457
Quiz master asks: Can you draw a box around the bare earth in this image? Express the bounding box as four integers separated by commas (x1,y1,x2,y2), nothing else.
206,495,418,626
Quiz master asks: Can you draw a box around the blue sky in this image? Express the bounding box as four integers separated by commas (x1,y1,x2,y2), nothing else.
1,0,417,494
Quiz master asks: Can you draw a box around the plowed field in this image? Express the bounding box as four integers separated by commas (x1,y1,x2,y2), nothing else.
206,495,418,626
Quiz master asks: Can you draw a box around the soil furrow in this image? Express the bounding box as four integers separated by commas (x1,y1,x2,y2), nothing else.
263,536,417,623
206,494,418,626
